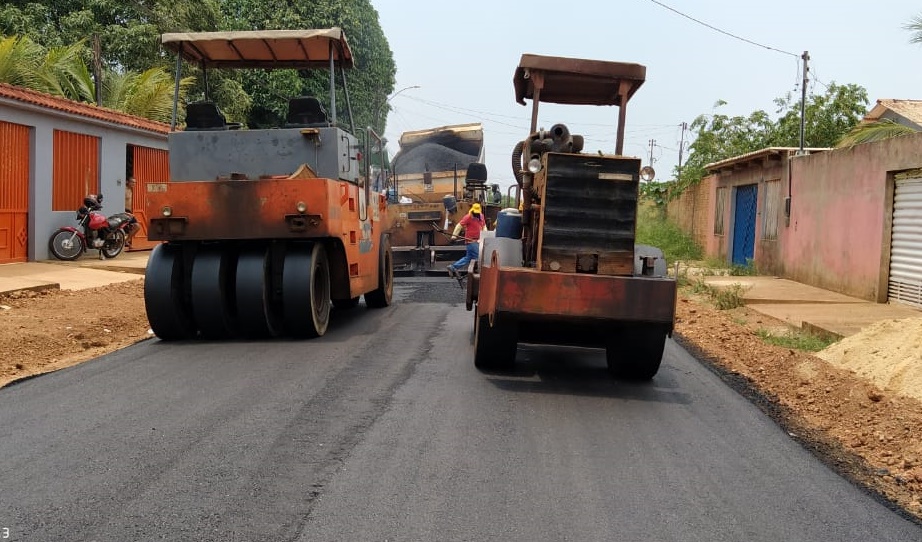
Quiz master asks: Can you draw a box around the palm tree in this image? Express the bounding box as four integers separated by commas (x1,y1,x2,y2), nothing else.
837,119,918,147
905,13,922,44
103,68,194,123
0,34,192,123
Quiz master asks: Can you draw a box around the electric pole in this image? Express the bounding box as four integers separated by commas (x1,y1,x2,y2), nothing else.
799,51,809,155
677,122,688,182
648,139,656,168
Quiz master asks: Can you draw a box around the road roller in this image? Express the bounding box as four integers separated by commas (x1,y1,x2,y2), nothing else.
143,28,393,340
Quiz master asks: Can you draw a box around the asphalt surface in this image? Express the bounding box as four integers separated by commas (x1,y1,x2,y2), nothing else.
0,277,920,542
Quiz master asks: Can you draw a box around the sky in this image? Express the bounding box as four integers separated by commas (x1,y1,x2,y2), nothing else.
369,0,922,192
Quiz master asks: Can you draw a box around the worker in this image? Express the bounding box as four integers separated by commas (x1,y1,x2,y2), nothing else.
124,176,141,248
446,202,486,278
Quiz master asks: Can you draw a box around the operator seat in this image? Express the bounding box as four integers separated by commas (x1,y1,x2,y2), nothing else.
464,162,488,192
184,101,229,131
286,96,330,128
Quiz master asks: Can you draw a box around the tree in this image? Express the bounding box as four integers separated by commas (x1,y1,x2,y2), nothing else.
0,35,93,101
219,0,396,133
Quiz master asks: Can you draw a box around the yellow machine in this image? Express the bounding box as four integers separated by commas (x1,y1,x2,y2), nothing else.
386,123,503,274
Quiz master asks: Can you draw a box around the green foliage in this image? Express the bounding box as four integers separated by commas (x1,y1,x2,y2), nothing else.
755,328,837,352
639,180,670,207
0,35,93,101
635,203,703,262
905,13,922,45
837,119,919,147
728,259,759,276
0,0,397,134
219,0,396,133
688,279,747,310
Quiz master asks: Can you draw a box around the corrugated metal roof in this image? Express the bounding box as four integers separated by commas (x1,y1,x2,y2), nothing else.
0,83,169,134
865,99,922,127
705,146,830,173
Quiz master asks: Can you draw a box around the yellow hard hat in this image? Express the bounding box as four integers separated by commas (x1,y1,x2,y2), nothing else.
471,203,482,213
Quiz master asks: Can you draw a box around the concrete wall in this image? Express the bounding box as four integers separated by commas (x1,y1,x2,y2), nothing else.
0,104,166,260
666,175,713,256
782,132,922,301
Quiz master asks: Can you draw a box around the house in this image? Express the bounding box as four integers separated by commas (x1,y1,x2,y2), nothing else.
863,99,922,130
668,134,922,310
0,83,169,264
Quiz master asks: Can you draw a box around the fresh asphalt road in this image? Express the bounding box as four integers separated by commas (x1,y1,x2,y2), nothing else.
0,278,919,542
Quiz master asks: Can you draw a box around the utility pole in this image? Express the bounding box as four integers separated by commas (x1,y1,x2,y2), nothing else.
677,122,688,182
648,139,656,168
798,51,809,155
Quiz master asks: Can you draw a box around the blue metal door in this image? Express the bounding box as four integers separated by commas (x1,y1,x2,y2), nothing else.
732,184,758,266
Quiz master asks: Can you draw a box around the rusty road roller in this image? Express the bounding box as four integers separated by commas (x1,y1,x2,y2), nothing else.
144,28,393,340
465,54,677,379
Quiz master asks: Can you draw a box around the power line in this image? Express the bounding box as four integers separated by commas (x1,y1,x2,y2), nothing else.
645,0,799,57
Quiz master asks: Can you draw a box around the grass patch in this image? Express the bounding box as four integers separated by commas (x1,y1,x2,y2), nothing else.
686,279,747,310
635,204,702,263
755,328,837,352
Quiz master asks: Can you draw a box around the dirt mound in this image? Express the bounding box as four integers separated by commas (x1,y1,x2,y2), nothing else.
816,317,922,403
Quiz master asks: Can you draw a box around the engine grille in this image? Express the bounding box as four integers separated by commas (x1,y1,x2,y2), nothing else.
539,153,640,275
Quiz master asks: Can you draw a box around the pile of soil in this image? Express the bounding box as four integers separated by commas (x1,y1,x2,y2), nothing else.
816,318,922,403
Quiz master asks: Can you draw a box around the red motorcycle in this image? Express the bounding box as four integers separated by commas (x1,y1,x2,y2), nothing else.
48,194,135,261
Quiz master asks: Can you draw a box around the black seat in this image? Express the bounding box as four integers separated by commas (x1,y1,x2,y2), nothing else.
464,162,488,191
286,96,330,127
184,101,228,131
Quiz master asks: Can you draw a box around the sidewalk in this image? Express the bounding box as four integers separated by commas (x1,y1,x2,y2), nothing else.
701,275,920,339
0,249,149,295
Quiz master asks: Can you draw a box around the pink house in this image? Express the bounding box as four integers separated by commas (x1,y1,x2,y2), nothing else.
669,132,922,308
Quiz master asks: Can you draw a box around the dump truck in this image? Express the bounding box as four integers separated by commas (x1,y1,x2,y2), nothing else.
465,54,677,379
143,28,393,340
387,123,503,274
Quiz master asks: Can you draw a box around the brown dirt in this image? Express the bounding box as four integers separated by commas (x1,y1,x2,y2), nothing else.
0,280,920,523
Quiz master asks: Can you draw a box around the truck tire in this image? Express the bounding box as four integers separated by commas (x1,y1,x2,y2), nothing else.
606,327,666,380
473,314,517,372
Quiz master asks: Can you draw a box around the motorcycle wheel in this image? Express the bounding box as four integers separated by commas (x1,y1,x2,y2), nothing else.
101,230,126,259
48,230,84,261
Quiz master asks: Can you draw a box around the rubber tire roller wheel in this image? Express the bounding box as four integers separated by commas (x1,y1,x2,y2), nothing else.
473,314,517,372
190,246,238,339
282,243,331,338
236,246,283,338
606,327,667,380
144,243,196,340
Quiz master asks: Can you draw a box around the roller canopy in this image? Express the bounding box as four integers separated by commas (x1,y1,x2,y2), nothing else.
161,28,354,69
514,54,645,106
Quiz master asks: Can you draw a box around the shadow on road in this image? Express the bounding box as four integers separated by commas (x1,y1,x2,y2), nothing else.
481,344,691,404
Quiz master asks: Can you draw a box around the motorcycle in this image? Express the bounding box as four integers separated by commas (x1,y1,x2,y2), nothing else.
48,194,136,261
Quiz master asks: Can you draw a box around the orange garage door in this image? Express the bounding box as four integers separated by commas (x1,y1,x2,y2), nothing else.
130,145,169,250
0,121,30,264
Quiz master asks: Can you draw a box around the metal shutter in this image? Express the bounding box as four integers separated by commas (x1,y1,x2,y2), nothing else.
888,175,922,308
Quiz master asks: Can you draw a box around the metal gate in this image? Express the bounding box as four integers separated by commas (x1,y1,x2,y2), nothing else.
731,184,758,266
0,121,30,263
888,175,922,308
130,145,169,250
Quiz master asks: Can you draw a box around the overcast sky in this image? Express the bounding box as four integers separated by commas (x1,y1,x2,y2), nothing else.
369,0,922,190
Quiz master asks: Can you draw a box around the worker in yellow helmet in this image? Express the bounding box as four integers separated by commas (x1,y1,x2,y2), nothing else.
446,203,486,278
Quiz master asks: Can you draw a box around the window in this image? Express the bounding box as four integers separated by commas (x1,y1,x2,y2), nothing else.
714,186,728,235
53,130,99,211
762,179,781,240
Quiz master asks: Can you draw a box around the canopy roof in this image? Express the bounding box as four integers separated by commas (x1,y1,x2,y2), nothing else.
160,28,353,69
513,54,645,107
